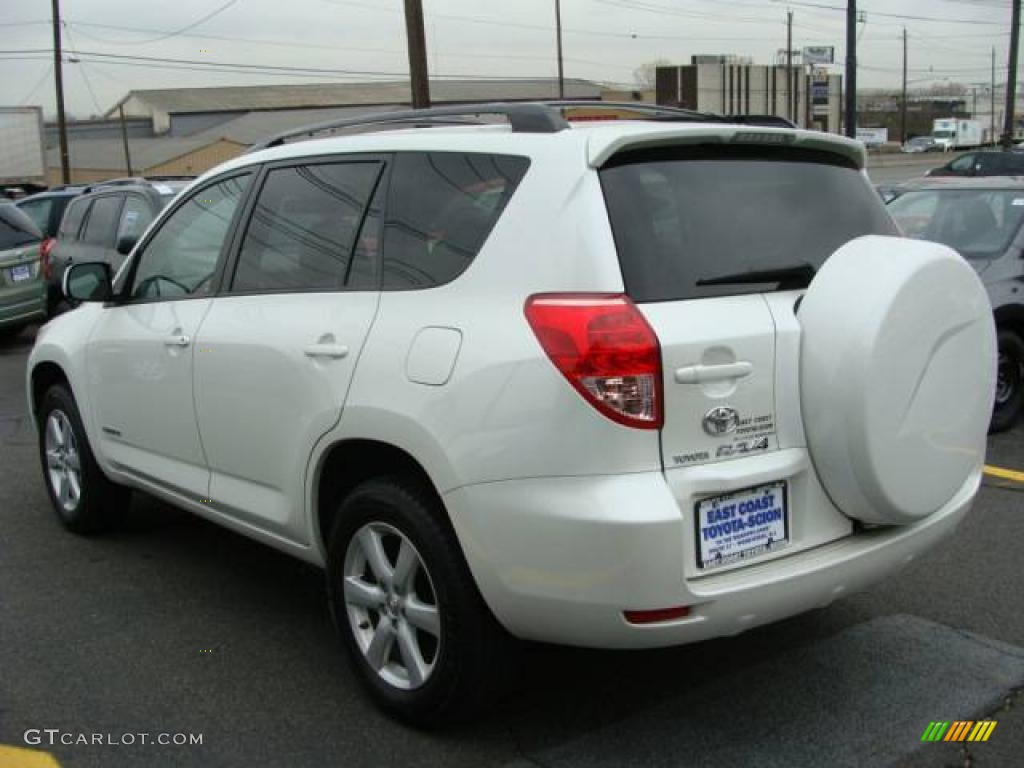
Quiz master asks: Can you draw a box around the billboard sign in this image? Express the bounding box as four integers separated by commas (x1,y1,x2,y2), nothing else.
803,46,835,65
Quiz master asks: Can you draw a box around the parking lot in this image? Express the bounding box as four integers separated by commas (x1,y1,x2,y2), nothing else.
2,321,1023,768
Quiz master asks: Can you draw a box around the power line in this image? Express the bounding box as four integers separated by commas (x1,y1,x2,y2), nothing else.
772,0,1009,25
114,0,239,45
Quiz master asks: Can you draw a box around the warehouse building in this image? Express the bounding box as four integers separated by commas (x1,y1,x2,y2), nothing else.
46,78,601,184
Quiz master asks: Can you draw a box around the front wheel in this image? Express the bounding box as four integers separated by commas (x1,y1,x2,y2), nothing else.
38,384,130,533
991,329,1024,433
326,477,508,726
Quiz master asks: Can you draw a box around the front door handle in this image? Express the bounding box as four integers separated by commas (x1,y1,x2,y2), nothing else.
674,361,753,384
164,334,191,348
303,343,350,360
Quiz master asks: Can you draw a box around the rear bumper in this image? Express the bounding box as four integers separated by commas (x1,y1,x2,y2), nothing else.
445,467,978,649
0,283,46,328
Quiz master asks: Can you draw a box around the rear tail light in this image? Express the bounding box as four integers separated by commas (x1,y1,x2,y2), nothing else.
524,293,663,429
39,237,55,280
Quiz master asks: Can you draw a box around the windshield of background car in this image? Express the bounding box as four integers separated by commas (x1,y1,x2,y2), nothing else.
933,129,954,138
888,189,1024,260
599,145,897,302
0,204,43,250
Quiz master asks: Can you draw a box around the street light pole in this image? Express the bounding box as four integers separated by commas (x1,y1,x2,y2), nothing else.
51,0,69,184
845,0,857,138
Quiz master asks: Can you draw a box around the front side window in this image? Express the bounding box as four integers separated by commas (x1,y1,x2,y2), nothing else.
129,173,252,301
81,195,124,246
231,162,381,293
382,152,530,289
949,154,975,173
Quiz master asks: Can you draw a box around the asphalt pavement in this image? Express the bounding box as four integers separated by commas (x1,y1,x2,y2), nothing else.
2,320,1023,768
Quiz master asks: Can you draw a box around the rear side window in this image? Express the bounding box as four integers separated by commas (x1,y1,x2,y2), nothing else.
17,198,53,236
58,198,89,239
600,146,897,302
382,152,529,289
231,161,381,293
81,195,123,246
117,196,154,242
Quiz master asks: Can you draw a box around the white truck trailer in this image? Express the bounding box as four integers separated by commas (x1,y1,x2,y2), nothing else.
0,106,47,194
932,118,984,151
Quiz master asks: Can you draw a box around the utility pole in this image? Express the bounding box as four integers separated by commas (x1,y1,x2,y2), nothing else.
845,0,857,138
403,0,430,109
51,0,69,184
555,0,565,99
118,105,133,177
786,10,794,121
1003,0,1020,148
900,28,908,144
992,47,997,145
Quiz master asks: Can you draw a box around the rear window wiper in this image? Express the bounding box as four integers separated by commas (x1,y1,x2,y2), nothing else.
696,263,816,289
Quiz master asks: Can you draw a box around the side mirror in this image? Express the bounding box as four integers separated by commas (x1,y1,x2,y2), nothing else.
116,234,138,256
63,262,113,303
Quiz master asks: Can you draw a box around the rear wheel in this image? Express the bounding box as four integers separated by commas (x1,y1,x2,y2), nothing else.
326,477,507,726
38,384,130,533
991,329,1024,433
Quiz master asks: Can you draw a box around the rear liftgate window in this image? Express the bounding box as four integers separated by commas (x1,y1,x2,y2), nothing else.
599,145,897,302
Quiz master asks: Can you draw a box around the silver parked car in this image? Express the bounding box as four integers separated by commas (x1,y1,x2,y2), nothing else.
887,176,1024,431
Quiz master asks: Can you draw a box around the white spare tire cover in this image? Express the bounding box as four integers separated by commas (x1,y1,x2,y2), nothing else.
799,235,996,525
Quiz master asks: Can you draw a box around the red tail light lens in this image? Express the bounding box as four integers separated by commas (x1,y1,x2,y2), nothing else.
524,293,663,429
39,237,55,280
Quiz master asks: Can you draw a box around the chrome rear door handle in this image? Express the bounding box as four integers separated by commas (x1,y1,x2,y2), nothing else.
674,361,753,384
164,334,191,348
303,343,350,360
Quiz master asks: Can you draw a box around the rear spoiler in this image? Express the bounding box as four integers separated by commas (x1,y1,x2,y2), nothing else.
586,125,866,170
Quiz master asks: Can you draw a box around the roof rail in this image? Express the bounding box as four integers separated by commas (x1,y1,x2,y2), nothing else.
248,102,570,152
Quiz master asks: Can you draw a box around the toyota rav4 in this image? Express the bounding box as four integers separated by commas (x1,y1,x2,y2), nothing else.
27,103,997,725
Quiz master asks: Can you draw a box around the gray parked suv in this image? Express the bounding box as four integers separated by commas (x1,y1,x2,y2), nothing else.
888,176,1024,431
46,177,190,314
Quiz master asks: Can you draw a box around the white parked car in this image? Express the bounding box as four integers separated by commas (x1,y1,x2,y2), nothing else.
27,104,997,725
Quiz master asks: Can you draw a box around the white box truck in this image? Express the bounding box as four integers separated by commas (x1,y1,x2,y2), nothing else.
0,106,47,194
932,118,984,151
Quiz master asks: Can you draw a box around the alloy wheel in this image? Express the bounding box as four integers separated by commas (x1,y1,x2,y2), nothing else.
342,522,442,690
45,410,82,513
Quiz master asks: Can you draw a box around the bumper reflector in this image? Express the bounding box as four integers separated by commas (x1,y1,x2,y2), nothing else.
623,606,691,625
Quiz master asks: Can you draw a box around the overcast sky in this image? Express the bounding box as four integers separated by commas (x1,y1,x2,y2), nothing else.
0,0,1017,118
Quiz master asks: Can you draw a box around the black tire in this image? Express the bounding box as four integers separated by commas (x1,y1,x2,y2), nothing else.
991,329,1024,433
37,384,130,533
326,476,508,727
0,324,25,344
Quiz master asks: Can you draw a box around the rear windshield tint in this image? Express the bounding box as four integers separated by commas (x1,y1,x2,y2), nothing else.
0,204,42,250
600,146,897,302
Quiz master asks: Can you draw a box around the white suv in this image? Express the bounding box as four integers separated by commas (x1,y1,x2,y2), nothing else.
28,104,996,725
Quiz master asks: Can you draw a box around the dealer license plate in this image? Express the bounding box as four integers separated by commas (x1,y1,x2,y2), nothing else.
9,264,32,282
695,481,788,570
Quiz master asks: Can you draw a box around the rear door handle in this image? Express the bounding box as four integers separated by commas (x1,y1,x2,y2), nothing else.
303,343,350,360
164,334,191,348
674,361,753,384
